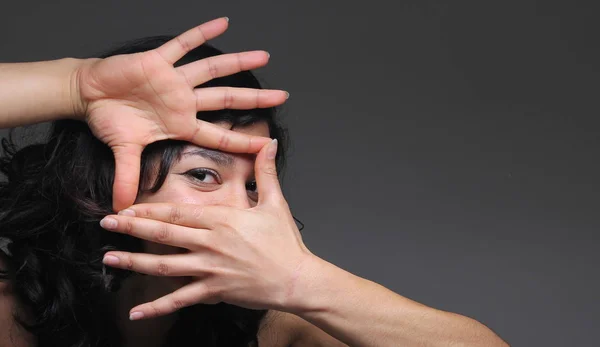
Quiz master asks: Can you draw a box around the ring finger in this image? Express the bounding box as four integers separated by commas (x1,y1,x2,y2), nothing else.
102,251,208,277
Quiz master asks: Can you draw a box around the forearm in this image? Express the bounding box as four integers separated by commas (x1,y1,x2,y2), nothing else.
0,58,87,128
287,256,509,347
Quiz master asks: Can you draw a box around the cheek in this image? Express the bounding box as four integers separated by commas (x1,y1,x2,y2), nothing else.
136,182,212,206
136,183,217,255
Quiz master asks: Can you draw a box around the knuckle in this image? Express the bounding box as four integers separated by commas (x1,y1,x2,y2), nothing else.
195,25,207,42
149,302,163,317
223,88,234,109
155,224,172,242
255,89,261,108
247,135,253,152
191,206,204,220
172,298,186,310
138,207,151,218
169,206,183,224
236,53,243,70
261,165,278,177
157,261,170,276
217,133,230,151
124,255,134,270
176,36,191,53
123,219,134,235
207,58,219,78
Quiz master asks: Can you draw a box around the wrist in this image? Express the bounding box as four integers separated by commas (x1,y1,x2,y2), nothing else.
282,253,355,317
68,58,99,121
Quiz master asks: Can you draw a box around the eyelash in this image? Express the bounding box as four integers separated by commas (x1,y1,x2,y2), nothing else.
185,168,221,184
184,168,258,193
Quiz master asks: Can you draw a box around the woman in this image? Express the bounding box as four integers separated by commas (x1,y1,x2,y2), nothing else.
0,18,509,347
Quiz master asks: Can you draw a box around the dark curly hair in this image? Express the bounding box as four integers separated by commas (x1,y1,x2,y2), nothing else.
0,37,288,347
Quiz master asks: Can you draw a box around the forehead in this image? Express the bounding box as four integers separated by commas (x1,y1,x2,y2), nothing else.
139,121,270,192
178,121,270,164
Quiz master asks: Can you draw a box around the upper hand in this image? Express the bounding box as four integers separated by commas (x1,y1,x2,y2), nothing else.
100,139,314,319
74,18,288,211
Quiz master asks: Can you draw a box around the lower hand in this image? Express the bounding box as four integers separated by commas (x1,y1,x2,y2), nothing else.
100,140,313,319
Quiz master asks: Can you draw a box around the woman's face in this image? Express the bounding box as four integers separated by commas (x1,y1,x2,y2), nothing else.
136,121,271,256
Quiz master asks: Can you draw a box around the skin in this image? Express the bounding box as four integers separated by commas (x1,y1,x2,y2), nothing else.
0,124,510,347
98,123,509,347
0,122,308,347
0,259,35,347
115,121,306,347
0,18,508,347
0,18,298,346
0,18,288,211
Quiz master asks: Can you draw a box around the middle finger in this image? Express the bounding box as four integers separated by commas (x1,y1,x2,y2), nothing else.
178,50,270,87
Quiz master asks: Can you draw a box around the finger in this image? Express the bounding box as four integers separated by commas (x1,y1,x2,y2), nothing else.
102,251,206,277
190,118,272,153
128,281,219,320
111,143,144,212
156,17,229,64
178,50,270,87
99,214,210,249
195,87,288,111
255,139,285,206
117,203,229,230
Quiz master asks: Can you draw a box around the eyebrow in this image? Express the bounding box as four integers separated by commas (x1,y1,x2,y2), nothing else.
181,148,235,167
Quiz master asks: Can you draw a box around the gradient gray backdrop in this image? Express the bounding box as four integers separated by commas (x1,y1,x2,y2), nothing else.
1,1,598,346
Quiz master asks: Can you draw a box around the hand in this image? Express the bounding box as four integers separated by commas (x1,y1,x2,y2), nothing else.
100,139,314,320
74,17,288,211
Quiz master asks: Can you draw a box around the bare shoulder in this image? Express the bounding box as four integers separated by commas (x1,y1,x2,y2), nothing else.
258,310,348,347
0,259,35,347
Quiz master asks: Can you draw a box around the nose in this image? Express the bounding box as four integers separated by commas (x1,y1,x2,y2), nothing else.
216,183,253,209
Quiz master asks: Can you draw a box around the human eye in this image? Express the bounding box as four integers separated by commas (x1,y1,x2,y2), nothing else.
184,168,221,185
246,180,258,201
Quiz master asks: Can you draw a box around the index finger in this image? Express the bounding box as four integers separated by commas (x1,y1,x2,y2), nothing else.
118,203,231,230
156,17,229,64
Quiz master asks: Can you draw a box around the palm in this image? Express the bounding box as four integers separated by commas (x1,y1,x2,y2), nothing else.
73,18,287,211
83,51,198,147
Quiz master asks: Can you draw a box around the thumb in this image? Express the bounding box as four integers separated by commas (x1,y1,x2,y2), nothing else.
111,143,144,212
255,139,284,206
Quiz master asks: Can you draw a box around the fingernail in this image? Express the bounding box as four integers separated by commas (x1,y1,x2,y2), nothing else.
285,91,290,99
103,254,120,265
266,51,271,59
130,311,144,320
267,139,278,160
223,16,229,22
118,209,135,216
100,217,117,230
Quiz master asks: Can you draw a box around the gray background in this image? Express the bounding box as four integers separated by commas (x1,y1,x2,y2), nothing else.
1,1,598,346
